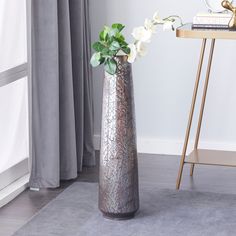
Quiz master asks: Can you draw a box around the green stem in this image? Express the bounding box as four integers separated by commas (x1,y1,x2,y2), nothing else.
163,15,183,26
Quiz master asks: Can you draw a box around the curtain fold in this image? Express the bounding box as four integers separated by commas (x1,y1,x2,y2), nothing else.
30,0,95,188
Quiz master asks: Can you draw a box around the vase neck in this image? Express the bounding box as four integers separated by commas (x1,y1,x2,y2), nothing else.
115,55,128,63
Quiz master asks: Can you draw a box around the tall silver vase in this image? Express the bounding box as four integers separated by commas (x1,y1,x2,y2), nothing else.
99,56,139,220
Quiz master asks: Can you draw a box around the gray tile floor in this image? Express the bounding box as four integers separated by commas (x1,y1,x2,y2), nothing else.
1,152,236,236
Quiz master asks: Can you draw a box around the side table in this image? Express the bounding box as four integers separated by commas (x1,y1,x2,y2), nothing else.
176,24,236,189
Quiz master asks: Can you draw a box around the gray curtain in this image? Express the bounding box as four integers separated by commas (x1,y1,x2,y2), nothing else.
30,0,95,188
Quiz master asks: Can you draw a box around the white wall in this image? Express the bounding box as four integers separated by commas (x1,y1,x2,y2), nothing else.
90,0,236,155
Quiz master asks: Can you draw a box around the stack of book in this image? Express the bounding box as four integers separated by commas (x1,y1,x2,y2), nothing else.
192,12,232,29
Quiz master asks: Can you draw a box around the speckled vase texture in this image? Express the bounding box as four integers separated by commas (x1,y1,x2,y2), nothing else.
99,56,139,220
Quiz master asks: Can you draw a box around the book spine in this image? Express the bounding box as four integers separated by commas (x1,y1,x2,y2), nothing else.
195,14,231,18
192,24,229,29
193,16,230,25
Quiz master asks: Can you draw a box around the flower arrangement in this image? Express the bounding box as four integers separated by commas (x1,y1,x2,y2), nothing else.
90,12,182,75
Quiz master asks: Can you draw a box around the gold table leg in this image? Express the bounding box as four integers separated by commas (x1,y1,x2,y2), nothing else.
190,39,216,176
176,39,207,190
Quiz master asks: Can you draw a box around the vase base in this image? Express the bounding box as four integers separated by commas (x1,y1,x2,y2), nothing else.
102,211,137,221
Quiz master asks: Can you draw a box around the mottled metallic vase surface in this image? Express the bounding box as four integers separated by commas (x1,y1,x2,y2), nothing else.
99,56,139,220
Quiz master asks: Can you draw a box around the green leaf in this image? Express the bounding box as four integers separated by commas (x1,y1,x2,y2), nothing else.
112,23,125,32
115,32,125,42
92,42,106,52
108,29,119,38
90,52,102,67
104,58,117,75
121,46,130,54
99,57,105,64
99,30,106,41
118,39,128,47
99,26,110,41
101,48,110,56
107,50,116,57
109,41,120,51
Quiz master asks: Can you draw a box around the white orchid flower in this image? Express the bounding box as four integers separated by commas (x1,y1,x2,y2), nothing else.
132,26,152,43
127,44,137,63
136,41,148,57
144,18,156,34
163,21,174,31
153,11,163,23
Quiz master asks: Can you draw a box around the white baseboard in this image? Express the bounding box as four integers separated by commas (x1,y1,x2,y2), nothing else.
0,158,29,191
0,174,29,208
94,134,236,155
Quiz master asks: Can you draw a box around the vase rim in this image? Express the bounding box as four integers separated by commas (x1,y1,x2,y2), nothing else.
115,55,128,58
114,55,128,63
